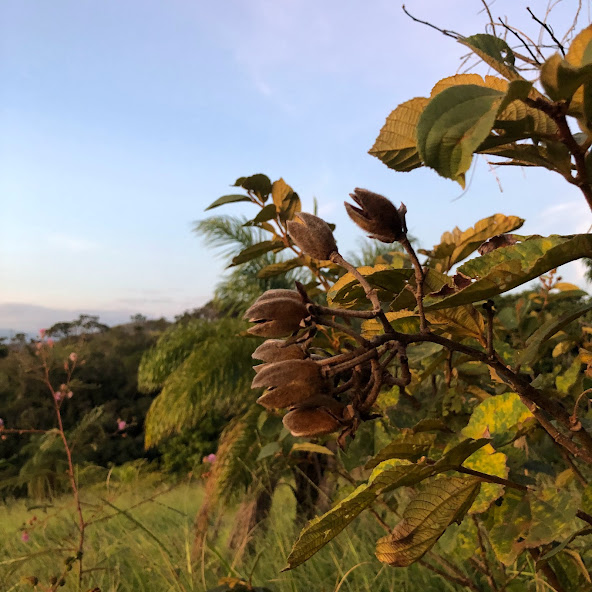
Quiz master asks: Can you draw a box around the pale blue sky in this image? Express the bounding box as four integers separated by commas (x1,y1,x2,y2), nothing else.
1,0,591,332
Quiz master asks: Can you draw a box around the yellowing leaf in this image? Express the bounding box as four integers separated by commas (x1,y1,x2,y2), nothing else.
426,305,486,344
362,311,419,338
427,214,525,272
463,446,507,514
431,74,555,137
425,234,592,310
369,97,429,172
271,178,293,211
283,439,488,570
365,432,436,469
327,265,413,309
553,340,574,358
462,392,533,446
375,477,480,566
556,357,583,394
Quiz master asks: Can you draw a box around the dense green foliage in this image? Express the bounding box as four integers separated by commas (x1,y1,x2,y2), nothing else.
0,320,167,497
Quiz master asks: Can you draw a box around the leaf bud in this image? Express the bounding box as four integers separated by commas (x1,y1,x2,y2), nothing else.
253,359,325,409
283,406,343,437
287,212,338,261
345,188,407,243
252,339,306,362
244,290,308,338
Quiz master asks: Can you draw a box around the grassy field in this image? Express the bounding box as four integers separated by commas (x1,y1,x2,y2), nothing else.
0,468,453,592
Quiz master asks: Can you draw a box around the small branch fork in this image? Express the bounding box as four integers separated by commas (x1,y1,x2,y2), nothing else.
317,246,592,464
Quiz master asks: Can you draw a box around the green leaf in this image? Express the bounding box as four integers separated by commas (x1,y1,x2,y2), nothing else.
234,174,273,200
460,34,521,82
375,476,481,566
417,85,503,186
230,240,285,266
489,489,531,565
431,74,556,138
411,418,452,433
206,194,252,211
284,438,487,570
369,97,429,172
257,258,302,279
516,302,592,366
365,432,436,469
327,265,413,309
416,81,531,186
257,441,281,461
424,234,592,310
291,442,334,456
244,204,277,226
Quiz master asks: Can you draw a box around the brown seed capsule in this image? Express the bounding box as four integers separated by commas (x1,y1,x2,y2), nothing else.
244,290,308,338
283,406,342,437
345,188,407,243
252,339,306,362
253,359,324,409
287,212,338,261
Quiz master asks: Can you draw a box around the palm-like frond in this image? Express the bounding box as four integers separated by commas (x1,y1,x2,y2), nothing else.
193,216,256,257
194,214,307,314
143,318,259,448
210,404,261,503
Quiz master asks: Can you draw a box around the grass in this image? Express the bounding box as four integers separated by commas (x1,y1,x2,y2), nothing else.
0,470,458,592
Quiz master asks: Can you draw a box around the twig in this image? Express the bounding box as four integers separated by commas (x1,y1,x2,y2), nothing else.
310,303,377,320
479,0,496,36
483,300,495,360
324,348,378,377
497,18,541,64
330,252,393,335
527,6,566,56
576,509,592,527
472,516,499,592
456,467,530,491
400,236,427,333
401,5,461,39
571,388,592,430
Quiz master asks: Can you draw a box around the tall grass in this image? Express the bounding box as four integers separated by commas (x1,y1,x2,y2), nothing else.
1,471,454,592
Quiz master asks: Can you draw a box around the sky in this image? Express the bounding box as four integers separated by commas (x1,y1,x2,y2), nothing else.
1,0,591,333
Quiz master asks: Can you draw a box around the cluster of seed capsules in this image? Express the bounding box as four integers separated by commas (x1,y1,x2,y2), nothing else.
243,188,410,442
245,288,347,439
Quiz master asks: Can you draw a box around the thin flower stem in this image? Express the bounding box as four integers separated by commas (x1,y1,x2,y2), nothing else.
41,355,85,590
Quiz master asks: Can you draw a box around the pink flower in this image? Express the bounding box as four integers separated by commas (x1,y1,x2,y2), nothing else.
69,352,78,362
203,453,217,465
67,391,73,399
0,418,4,430
117,419,127,431
39,329,46,338
47,339,54,348
21,531,29,542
